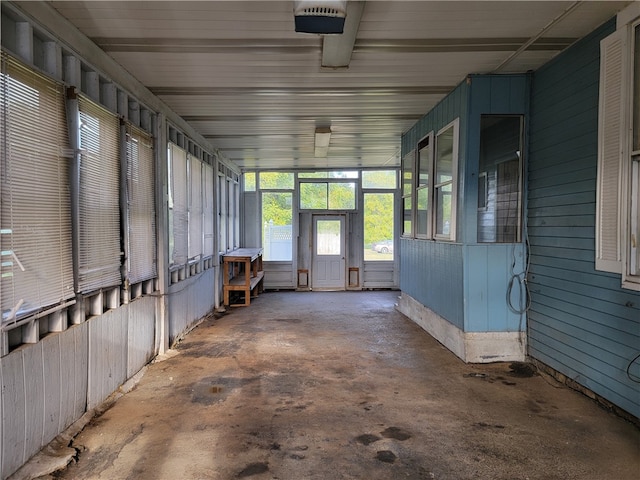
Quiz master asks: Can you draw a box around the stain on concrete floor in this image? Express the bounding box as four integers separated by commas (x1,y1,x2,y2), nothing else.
40,291,639,480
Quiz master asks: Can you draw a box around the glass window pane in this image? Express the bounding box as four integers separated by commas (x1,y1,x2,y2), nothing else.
316,220,341,255
435,184,452,237
299,171,358,178
477,115,522,243
403,197,412,235
435,127,454,185
299,172,328,178
364,193,394,261
402,151,413,196
362,170,397,189
416,187,429,236
328,182,356,209
259,171,294,190
262,192,293,261
300,182,328,209
244,172,256,191
418,136,431,187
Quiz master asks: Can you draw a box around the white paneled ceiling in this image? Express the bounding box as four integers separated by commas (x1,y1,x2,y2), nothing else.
47,0,632,170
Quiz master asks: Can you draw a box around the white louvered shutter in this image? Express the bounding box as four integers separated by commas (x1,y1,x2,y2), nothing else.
77,96,122,292
169,143,188,265
203,163,215,257
596,29,628,273
126,125,156,283
0,55,74,321
188,155,203,260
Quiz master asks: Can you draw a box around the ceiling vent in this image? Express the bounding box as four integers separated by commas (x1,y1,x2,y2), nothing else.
294,1,347,34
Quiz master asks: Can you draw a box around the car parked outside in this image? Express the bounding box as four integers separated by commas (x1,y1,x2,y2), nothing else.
372,240,394,254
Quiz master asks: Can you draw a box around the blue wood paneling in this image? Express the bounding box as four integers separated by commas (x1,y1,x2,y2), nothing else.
528,18,640,418
400,238,464,328
464,244,526,332
401,75,530,334
400,82,468,329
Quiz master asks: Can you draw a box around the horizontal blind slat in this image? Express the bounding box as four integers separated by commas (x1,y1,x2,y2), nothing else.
127,125,157,283
77,96,122,292
1,55,74,320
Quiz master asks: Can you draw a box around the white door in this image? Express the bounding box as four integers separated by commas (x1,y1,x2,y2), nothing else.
312,215,345,290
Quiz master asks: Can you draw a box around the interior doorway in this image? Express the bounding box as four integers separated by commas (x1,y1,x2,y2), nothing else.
312,215,346,290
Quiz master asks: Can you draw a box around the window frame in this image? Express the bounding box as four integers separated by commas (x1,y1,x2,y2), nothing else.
77,95,122,293
597,15,640,291
0,54,75,323
433,119,459,242
125,124,157,284
415,132,434,239
401,149,415,237
298,178,358,211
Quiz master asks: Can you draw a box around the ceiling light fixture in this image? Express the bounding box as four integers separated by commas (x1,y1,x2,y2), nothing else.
294,1,347,34
314,127,332,157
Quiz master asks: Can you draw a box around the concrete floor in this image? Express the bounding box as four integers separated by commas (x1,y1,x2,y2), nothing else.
41,291,638,479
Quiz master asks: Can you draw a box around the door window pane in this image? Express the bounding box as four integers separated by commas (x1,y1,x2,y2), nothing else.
316,220,341,255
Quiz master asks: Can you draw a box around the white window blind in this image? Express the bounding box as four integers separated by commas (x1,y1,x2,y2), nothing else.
596,28,627,273
188,155,203,260
77,96,122,292
169,143,188,265
126,124,156,283
0,55,74,322
203,163,215,257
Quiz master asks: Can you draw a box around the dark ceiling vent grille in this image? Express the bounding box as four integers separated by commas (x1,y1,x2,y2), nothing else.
294,1,347,34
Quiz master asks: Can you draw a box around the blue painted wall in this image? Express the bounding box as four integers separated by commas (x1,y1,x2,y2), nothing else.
401,75,529,334
400,82,469,329
463,75,529,333
528,19,640,418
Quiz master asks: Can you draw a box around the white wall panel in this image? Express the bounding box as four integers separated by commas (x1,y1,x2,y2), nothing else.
127,297,156,378
168,270,215,344
264,263,294,289
42,338,62,455
58,322,88,434
1,350,25,478
87,307,128,409
22,344,45,465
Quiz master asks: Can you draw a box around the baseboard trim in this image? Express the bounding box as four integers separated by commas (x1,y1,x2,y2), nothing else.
396,292,525,363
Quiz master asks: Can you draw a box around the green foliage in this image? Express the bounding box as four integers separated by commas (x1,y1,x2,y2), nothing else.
243,172,256,191
363,193,394,247
362,170,396,189
259,172,294,190
262,192,292,226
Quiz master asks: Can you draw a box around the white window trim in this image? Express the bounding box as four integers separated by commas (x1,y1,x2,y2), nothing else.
401,149,415,238
597,11,640,291
433,118,459,242
416,132,434,239
622,18,640,290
